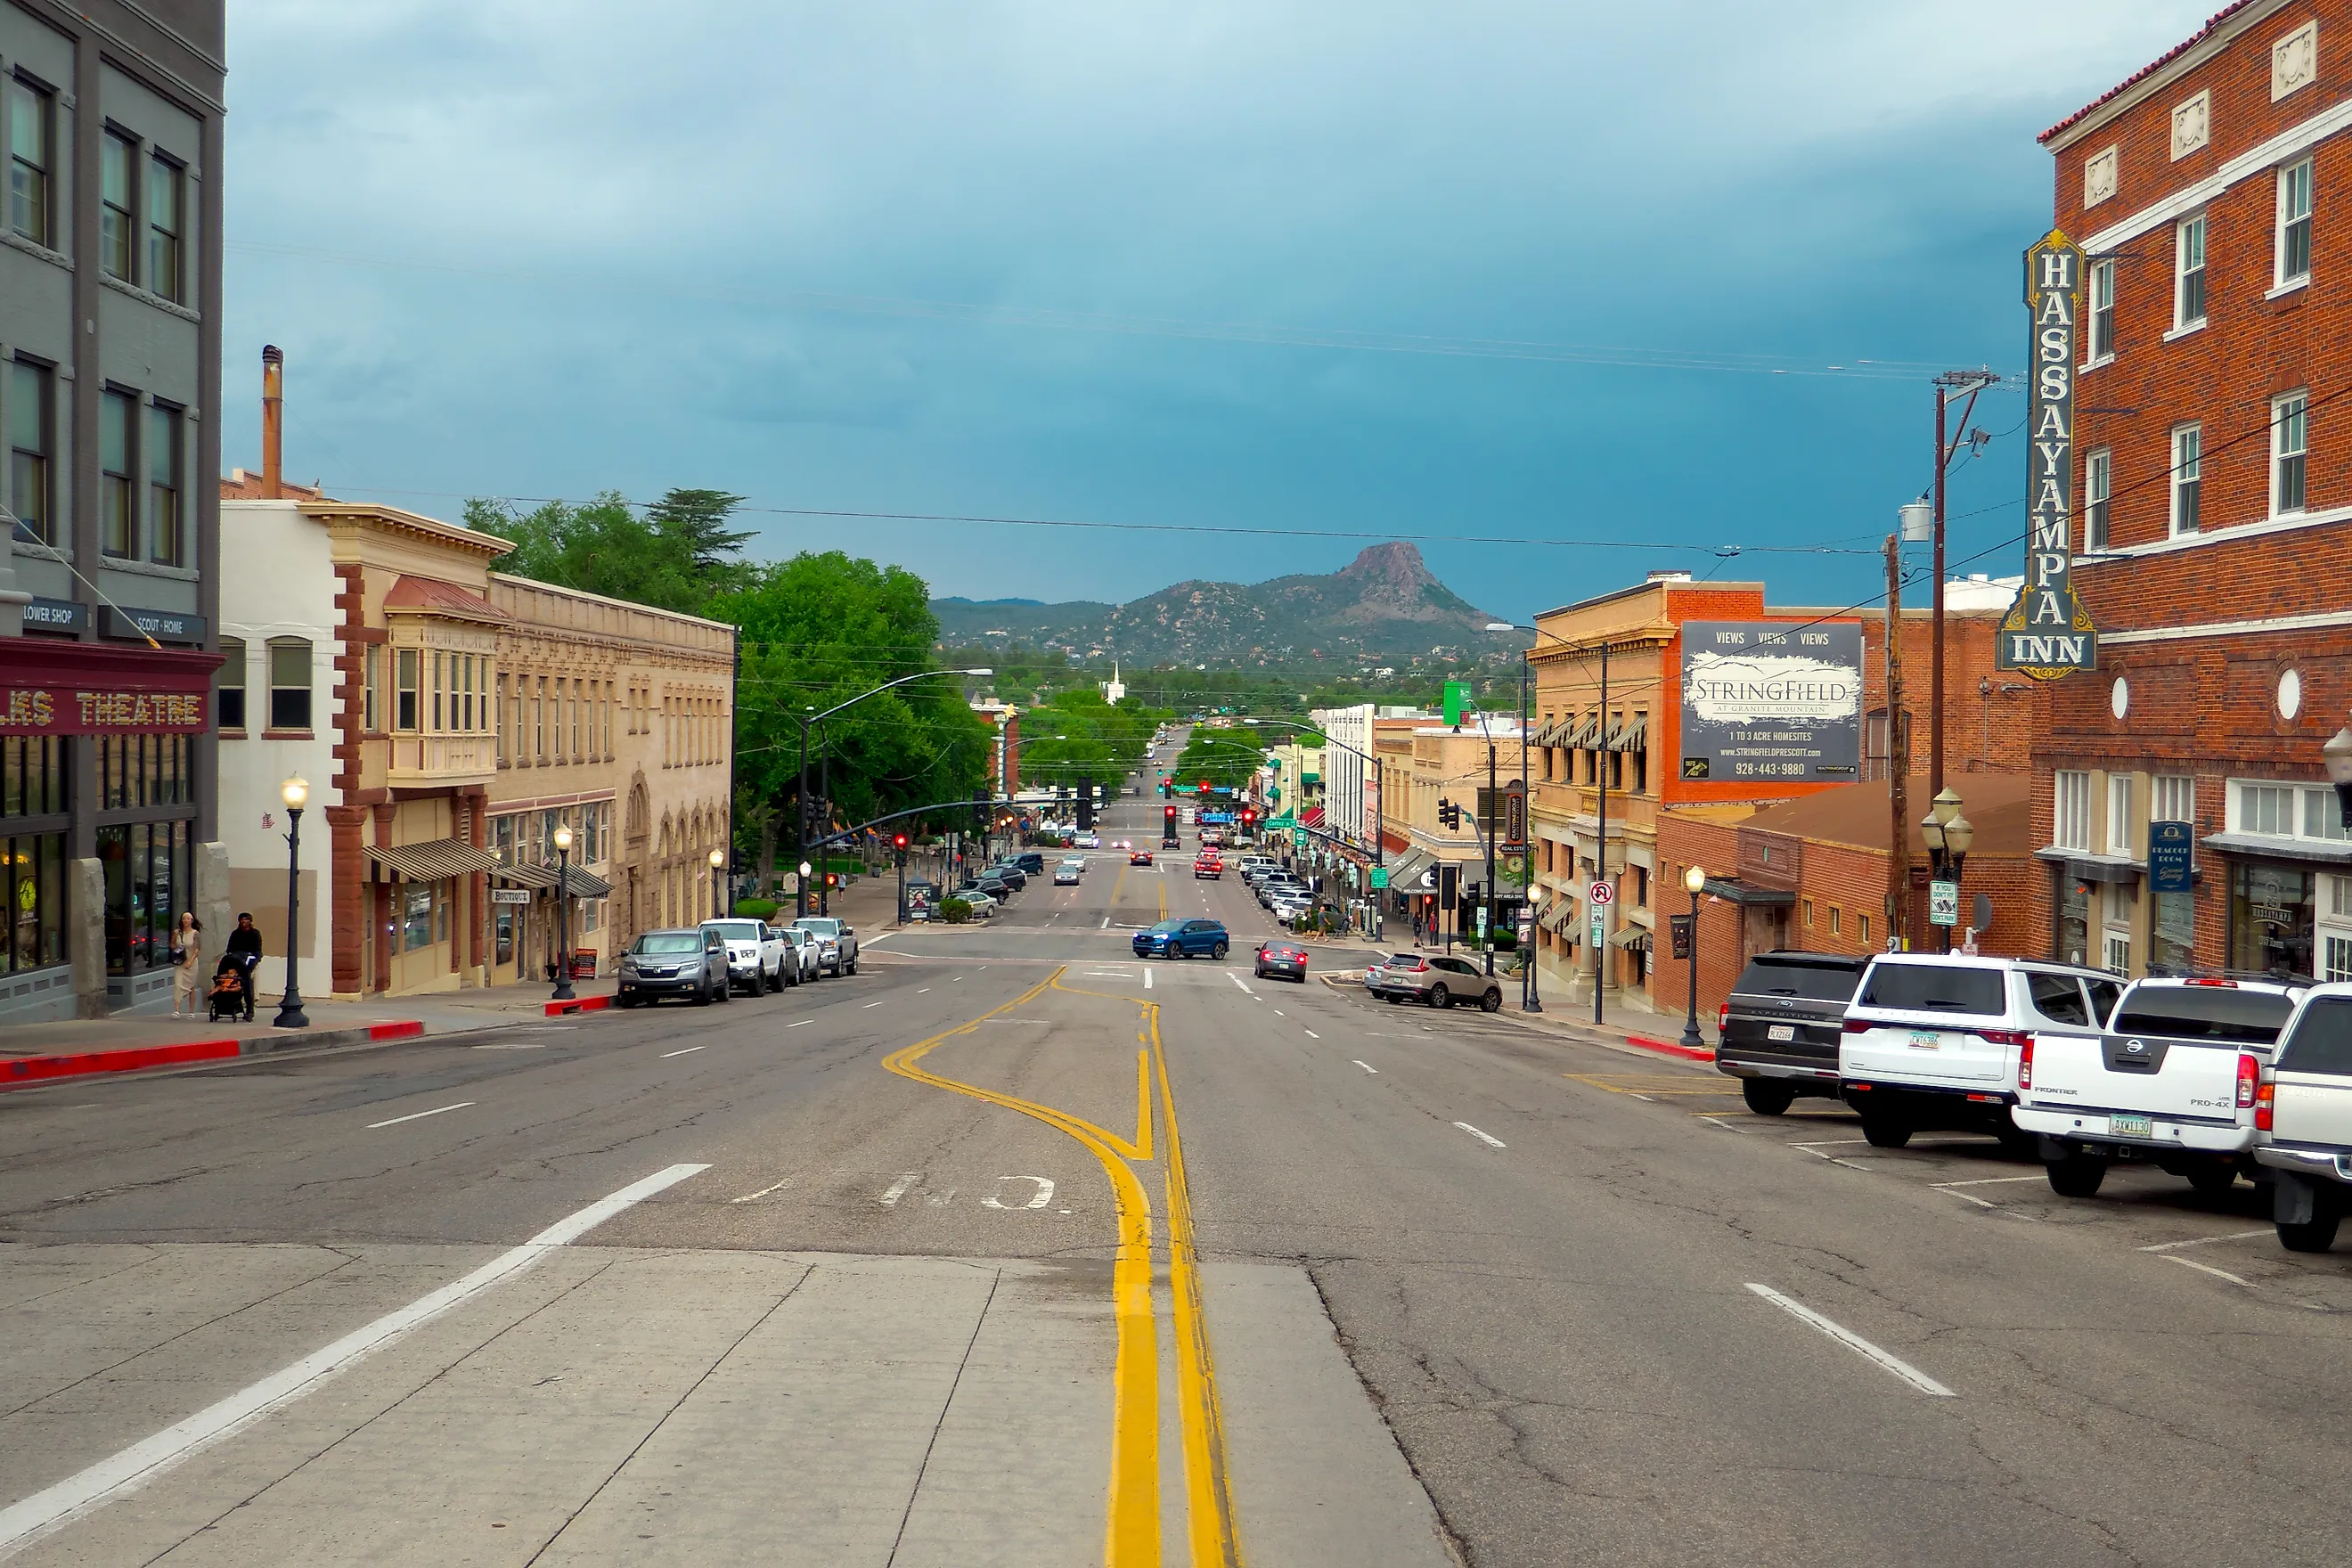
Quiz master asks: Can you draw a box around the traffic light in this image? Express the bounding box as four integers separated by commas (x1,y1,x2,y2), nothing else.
892,832,910,852
1438,798,1460,830
1241,807,1257,828
1161,776,1172,800
824,872,840,889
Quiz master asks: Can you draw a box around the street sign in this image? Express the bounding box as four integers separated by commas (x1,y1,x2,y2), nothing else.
1475,906,1489,941
491,887,530,905
1588,880,1614,906
1669,911,1694,960
1293,828,1307,849
1588,907,1605,943
2148,821,2193,894
1929,879,1960,927
1369,867,1389,890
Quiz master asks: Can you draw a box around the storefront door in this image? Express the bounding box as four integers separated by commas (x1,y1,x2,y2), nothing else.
2231,862,2315,979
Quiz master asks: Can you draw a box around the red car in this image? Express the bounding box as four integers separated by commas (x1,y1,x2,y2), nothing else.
1193,854,1222,878
1130,850,1155,866
1254,942,1309,982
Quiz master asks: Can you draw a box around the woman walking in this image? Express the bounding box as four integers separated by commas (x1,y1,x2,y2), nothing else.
168,912,203,1017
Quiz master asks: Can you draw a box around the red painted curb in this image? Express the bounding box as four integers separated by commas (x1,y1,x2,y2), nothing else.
368,1020,426,1041
3,1038,241,1085
543,995,611,1017
1622,1033,1716,1063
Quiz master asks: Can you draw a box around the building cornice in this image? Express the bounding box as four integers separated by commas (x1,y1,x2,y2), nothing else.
2080,90,2352,257
2042,0,2290,153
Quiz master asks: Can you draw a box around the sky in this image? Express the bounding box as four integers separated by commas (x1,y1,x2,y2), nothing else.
221,0,2217,623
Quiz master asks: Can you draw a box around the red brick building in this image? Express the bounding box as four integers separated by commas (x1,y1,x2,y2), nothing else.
2032,2,2352,982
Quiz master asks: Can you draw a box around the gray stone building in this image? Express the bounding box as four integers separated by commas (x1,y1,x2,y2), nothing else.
0,0,224,1021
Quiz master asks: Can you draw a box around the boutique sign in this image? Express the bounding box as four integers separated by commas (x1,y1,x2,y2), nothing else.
1997,229,2098,679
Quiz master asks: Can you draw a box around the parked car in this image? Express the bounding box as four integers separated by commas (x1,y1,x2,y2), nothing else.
1713,951,1872,1115
777,924,823,983
617,928,730,1008
951,890,998,919
1258,876,1307,908
790,916,859,976
1194,854,1223,879
1839,954,2119,1149
1366,952,1501,1011
702,917,788,996
2014,975,2302,1196
1130,849,1156,866
1255,942,1310,982
1012,853,1046,875
2255,984,2352,1249
989,865,1029,891
1134,918,1230,960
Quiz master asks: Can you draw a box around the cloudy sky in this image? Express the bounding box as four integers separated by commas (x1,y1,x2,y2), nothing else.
222,1,2212,620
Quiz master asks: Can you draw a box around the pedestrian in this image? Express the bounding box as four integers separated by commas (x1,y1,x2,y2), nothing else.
168,911,202,1017
225,912,264,1022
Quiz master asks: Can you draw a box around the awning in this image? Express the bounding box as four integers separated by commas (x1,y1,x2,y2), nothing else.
1536,716,1574,747
1301,807,1326,829
1610,925,1654,951
1388,848,1435,888
492,862,561,889
2193,833,2352,868
555,867,614,898
1605,714,1649,754
1569,715,1601,748
1539,901,1577,934
369,838,500,883
1698,876,1794,907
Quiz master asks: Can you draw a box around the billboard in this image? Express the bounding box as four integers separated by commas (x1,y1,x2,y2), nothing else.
1678,622,1863,783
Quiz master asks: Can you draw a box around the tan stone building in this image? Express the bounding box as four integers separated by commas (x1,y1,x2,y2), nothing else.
482,576,735,983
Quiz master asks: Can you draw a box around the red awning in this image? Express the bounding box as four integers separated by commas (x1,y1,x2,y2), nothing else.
0,638,221,735
1301,807,1325,829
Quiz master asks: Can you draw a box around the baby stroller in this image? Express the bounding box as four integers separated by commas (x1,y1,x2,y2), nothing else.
208,952,257,1023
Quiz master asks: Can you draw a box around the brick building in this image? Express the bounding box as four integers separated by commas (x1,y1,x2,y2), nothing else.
2033,1,2352,982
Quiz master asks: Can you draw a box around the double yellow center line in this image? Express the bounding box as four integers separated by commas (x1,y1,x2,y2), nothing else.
882,968,1241,1566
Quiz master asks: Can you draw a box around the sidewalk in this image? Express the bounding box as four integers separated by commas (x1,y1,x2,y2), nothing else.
1315,945,1719,1061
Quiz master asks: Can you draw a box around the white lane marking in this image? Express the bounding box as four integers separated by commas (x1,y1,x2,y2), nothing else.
2137,1229,2272,1253
366,1101,475,1130
1454,1122,1506,1148
1100,917,1111,929
0,1162,709,1551
731,1179,792,1204
864,933,894,946
1697,1116,1745,1132
660,1046,706,1058
1793,1146,1872,1171
917,987,931,994
1230,974,1254,995
1304,1030,1319,1040
1934,1175,2046,1188
1145,970,1153,991
1626,1093,1657,1103
862,1000,886,1009
1744,1283,1956,1397
1272,1009,1285,1017
982,1175,1056,1211
1353,1060,1377,1074
787,1019,812,1028
1937,1188,2001,1210
879,1173,921,1207
2167,1255,2255,1286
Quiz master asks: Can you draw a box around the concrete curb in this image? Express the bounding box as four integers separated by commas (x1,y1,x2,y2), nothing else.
1486,1005,1718,1064
3,1018,430,1090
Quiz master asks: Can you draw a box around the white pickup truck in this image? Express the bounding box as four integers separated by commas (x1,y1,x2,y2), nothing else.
2013,976,2304,1198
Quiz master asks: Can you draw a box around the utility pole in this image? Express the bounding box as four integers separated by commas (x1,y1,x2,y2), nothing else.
1930,370,1996,802
1483,730,1498,977
1885,535,1910,951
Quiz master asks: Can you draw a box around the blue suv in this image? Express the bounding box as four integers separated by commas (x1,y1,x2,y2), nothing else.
1134,918,1229,960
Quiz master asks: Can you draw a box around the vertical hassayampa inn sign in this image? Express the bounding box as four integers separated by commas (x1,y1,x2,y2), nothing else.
1997,229,2098,678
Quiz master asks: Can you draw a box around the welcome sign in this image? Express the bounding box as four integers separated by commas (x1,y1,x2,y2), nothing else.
1997,229,2098,678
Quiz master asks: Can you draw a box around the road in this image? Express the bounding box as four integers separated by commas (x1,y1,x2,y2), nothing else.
6,752,2352,1565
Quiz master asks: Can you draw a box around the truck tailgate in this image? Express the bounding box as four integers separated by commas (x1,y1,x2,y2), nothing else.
2034,1031,2247,1119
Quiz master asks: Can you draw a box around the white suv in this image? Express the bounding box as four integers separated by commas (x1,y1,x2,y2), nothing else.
1839,954,2119,1149
702,918,787,996
2255,984,2352,1251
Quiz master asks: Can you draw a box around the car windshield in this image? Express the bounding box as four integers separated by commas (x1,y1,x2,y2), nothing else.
706,921,765,943
1737,956,1864,1004
1150,919,1186,935
795,919,841,937
634,934,702,955
2114,987,2298,1043
2278,998,2352,1075
1860,962,2005,1015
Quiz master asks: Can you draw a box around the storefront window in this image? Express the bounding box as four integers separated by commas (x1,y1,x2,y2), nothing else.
2056,876,2090,968
96,734,190,810
2152,892,2196,972
2,736,65,817
403,885,435,952
495,909,514,966
96,820,189,975
2231,862,2315,979
2,830,65,972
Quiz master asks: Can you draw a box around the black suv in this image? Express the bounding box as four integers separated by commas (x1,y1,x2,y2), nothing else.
1713,951,1870,1115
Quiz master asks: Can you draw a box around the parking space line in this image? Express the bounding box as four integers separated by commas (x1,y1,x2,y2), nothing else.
863,1000,886,1009
2137,1229,2271,1253
1935,1175,2045,1188
1744,1282,1955,1397
366,1101,474,1130
2166,1255,2255,1287
1303,1029,1319,1040
731,1179,791,1204
1353,1060,1377,1074
787,1019,811,1028
660,1046,706,1058
1454,1122,1506,1148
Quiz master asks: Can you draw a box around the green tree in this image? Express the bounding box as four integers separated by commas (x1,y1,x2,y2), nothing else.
466,486,752,616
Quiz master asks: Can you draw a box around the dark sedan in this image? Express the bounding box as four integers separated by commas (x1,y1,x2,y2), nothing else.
1130,850,1156,866
617,928,731,1008
1365,952,1502,1011
1134,918,1230,960
1254,942,1309,982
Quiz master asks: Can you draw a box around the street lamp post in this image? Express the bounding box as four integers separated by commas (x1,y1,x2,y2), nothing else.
552,823,576,1002
797,860,813,917
709,847,726,919
1678,863,1707,1051
273,775,309,1029
1920,787,1972,954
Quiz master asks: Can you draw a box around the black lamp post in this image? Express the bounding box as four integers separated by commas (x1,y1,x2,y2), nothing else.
1920,788,1973,954
273,775,309,1029
709,847,726,919
551,823,576,1001
1678,862,1706,1051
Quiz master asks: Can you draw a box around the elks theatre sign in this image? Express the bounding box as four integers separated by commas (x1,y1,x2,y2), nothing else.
1997,229,2098,679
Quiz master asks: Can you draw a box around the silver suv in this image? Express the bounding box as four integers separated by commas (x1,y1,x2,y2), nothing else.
790,917,859,976
2256,984,2352,1251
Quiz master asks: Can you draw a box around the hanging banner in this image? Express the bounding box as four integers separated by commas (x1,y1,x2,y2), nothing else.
1997,229,2098,678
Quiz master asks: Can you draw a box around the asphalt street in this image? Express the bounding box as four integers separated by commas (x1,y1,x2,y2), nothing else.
5,776,2352,1564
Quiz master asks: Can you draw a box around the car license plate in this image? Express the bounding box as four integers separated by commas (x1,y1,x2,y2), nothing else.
1907,1029,1942,1050
2107,1113,2154,1139
1767,1025,1795,1042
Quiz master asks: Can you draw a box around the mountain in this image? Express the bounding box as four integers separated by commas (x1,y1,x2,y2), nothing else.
932,543,1516,666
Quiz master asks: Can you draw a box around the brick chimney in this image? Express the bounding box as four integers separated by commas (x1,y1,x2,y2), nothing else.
260,344,284,499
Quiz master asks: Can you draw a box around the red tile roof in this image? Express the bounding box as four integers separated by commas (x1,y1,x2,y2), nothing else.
2040,2,2259,145
381,575,510,623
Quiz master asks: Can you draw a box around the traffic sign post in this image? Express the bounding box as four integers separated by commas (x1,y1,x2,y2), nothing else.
1588,880,1614,907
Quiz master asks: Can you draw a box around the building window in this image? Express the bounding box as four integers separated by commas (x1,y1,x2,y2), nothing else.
148,404,182,566
2084,449,2111,551
147,154,183,303
534,678,546,761
495,674,509,759
2237,781,2297,837
1803,899,1814,927
96,819,192,976
1829,907,1842,936
98,391,135,559
8,77,52,248
1859,914,1872,947
2175,214,2207,330
396,648,420,731
2274,391,2308,516
2153,773,2194,827
100,130,135,282
430,652,445,731
8,359,52,545
217,639,246,731
2279,158,2315,286
2089,259,2117,360
2054,770,2092,852
363,644,381,733
268,639,313,731
403,885,437,952
2171,426,2201,536
2108,773,2134,857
